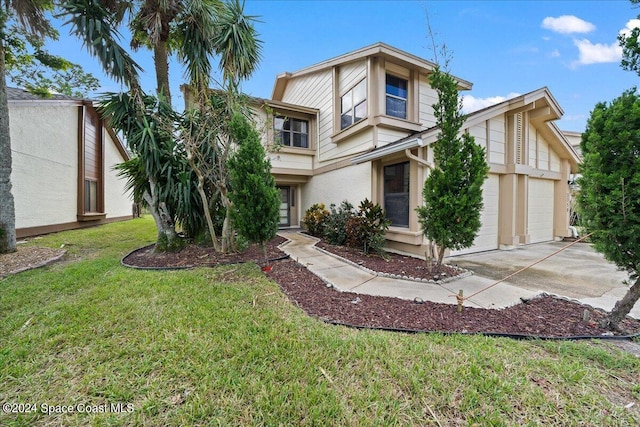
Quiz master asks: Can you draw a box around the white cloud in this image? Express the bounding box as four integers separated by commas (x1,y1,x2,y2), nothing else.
551,49,560,58
620,19,640,38
573,39,622,65
462,93,521,113
542,15,595,34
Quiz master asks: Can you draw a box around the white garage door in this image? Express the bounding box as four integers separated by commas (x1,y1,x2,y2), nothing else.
528,178,554,243
451,174,499,255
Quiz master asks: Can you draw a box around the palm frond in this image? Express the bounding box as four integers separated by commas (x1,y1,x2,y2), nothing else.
6,0,55,37
211,0,262,83
59,0,143,91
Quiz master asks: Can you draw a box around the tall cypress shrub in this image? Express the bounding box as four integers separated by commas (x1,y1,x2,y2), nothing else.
416,66,489,265
578,89,640,330
228,113,280,263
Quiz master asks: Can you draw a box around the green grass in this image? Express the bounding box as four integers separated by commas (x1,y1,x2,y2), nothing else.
1,217,639,426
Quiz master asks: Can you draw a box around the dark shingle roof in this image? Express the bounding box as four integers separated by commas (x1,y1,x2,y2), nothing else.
6,87,85,102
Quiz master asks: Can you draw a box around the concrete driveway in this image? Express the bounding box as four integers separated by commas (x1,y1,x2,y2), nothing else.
449,240,640,318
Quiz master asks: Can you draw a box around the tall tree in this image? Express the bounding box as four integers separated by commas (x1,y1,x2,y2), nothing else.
62,0,261,252
619,0,640,76
227,112,279,263
1,1,56,254
578,89,640,330
416,66,489,265
5,24,99,97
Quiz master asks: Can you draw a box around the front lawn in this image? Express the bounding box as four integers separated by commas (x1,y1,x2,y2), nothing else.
1,217,639,426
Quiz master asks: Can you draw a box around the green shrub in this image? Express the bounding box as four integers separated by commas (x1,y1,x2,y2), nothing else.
324,201,355,245
345,199,391,255
302,203,329,237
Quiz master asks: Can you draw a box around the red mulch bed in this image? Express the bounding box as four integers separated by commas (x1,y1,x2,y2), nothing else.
122,236,640,338
315,240,461,281
122,236,289,269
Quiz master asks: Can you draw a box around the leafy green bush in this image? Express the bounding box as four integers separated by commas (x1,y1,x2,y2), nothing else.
345,199,391,255
324,201,355,245
302,203,329,237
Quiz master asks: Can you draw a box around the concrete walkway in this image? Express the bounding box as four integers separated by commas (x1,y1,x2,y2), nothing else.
277,231,640,319
277,231,538,310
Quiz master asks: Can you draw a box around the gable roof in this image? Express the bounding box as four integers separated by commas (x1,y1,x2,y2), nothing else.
272,42,473,100
6,87,85,103
352,87,580,172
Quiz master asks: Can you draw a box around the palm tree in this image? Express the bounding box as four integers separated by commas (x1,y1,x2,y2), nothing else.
62,0,262,252
0,2,56,253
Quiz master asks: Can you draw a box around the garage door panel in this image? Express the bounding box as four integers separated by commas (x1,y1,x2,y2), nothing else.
451,174,499,255
528,179,554,243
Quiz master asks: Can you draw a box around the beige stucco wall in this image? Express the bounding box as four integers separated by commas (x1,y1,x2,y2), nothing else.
10,104,79,229
301,162,372,213
103,131,132,218
11,102,132,232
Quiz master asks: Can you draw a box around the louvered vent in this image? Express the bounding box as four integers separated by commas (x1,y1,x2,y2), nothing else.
515,112,523,164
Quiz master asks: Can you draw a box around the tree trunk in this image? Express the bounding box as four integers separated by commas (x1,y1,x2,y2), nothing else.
601,277,640,331
0,38,16,254
143,179,180,252
218,186,235,254
188,153,219,251
153,41,171,105
436,244,445,266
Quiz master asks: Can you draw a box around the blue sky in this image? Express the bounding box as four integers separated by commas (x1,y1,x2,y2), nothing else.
44,0,640,132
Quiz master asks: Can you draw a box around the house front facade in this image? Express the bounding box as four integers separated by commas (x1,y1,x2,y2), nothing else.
9,88,134,238
254,43,580,257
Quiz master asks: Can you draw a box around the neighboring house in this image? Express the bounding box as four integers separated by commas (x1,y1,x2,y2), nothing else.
562,130,582,157
8,87,133,238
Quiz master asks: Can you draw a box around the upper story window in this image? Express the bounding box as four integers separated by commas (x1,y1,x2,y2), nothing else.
386,74,408,119
340,79,367,130
274,116,309,148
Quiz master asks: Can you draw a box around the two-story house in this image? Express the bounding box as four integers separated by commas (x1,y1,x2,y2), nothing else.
252,42,580,257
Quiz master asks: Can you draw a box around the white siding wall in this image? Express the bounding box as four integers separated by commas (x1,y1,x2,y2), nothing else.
103,133,132,218
378,127,411,148
319,128,374,162
250,107,270,143
468,121,488,152
549,148,560,172
11,105,78,229
528,123,562,172
528,124,537,168
281,70,333,155
301,162,371,213
488,116,506,164
268,152,314,170
538,137,550,170
418,74,437,128
338,60,366,94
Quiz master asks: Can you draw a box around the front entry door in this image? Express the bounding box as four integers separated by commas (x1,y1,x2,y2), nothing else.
278,186,290,227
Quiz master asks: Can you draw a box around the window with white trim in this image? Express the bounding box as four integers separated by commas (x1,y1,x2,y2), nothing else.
274,116,309,148
340,79,367,130
386,74,408,119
